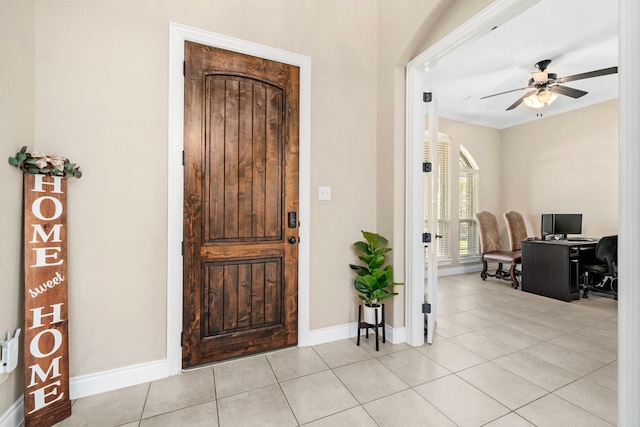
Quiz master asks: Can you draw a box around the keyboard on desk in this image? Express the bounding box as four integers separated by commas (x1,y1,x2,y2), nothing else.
567,237,594,242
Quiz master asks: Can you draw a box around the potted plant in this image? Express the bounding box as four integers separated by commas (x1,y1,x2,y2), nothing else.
349,230,403,325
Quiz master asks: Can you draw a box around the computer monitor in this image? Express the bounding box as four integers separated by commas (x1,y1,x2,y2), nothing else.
540,213,582,240
554,214,582,239
541,214,554,239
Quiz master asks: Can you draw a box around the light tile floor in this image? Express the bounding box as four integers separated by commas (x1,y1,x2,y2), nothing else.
56,273,618,426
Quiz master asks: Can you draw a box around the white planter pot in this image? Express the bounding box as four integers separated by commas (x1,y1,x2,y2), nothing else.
363,304,382,325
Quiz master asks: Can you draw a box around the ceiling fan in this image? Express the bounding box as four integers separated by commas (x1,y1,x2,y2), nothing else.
481,59,618,110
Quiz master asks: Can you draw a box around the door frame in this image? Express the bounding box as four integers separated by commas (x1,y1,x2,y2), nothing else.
405,0,541,347
168,22,311,375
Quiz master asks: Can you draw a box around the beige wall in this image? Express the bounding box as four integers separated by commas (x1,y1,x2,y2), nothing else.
27,0,383,375
501,100,619,238
0,0,34,414
0,0,417,412
0,0,617,414
4,0,618,415
1,0,484,412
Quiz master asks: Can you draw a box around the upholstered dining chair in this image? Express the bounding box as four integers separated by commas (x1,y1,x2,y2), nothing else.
476,211,521,288
504,210,528,251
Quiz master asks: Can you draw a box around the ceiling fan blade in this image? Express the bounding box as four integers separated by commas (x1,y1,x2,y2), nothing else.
480,86,529,100
549,85,588,98
506,89,536,111
556,66,618,83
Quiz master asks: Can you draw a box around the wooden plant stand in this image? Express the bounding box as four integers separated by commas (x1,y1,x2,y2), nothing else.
356,303,385,351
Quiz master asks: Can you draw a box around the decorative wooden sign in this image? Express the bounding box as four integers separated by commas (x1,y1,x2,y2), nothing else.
8,146,80,426
22,173,71,426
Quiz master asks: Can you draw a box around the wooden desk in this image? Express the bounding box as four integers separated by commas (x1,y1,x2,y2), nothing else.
521,239,597,302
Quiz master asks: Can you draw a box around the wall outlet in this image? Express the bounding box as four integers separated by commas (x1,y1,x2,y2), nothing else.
0,329,21,374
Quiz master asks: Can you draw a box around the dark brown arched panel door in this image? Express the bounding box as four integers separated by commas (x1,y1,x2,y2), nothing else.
183,41,299,367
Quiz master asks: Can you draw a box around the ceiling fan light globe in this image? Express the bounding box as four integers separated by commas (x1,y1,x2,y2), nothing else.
537,89,553,103
523,94,545,109
532,71,548,82
524,90,558,109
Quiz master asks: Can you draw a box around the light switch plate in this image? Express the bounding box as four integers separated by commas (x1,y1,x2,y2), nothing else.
318,186,332,201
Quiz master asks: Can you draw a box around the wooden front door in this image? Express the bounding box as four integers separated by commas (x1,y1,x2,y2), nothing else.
182,41,300,367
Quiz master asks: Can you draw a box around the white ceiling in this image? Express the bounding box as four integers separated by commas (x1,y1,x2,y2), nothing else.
431,0,618,129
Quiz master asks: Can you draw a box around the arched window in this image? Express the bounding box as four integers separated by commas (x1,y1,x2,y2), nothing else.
459,147,479,258
425,133,480,264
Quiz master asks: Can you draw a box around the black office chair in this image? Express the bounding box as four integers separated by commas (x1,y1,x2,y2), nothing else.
581,235,617,299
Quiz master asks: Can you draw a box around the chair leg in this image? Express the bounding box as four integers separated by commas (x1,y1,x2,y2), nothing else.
582,272,589,298
509,262,519,289
481,259,488,280
585,273,618,300
480,257,521,289
594,276,608,289
495,263,504,279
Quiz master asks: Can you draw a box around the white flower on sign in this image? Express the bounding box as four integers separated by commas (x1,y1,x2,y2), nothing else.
49,154,66,171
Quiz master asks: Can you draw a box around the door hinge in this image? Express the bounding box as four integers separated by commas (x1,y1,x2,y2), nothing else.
423,162,432,173
423,92,432,103
183,61,186,77
182,150,184,166
180,332,183,347
422,232,431,243
422,302,431,314
181,241,184,256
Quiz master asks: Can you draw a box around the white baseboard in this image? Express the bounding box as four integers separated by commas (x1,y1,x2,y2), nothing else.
70,359,169,400
438,263,483,276
308,323,356,346
1,360,168,426
0,395,23,427
308,322,405,345
384,323,405,344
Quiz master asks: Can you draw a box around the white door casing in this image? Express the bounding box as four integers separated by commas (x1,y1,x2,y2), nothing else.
167,22,311,375
405,0,547,345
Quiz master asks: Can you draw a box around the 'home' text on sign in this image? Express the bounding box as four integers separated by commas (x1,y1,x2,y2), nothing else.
23,174,72,426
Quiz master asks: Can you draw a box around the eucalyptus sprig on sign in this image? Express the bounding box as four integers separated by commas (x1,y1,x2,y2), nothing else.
8,146,82,178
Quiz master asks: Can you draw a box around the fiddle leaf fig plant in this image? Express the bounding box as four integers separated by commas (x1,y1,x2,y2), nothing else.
349,230,403,305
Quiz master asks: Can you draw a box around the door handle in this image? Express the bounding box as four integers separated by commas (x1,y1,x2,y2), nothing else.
288,236,298,244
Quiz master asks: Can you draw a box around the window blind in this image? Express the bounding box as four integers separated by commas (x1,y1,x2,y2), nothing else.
459,168,479,256
424,138,451,258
